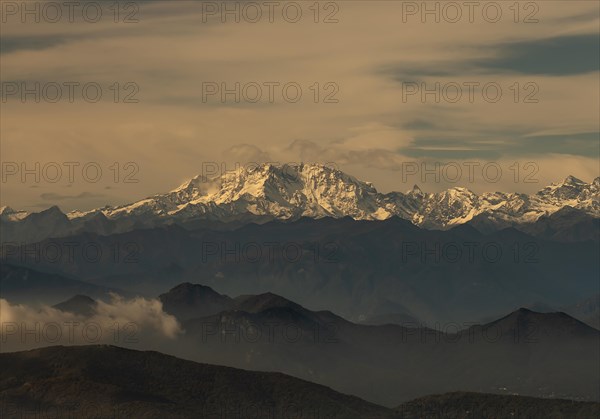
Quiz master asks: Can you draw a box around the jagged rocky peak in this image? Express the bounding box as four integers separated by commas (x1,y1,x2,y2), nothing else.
438,186,477,200
536,175,594,201
407,184,425,197
540,175,586,191
221,163,373,191
164,163,387,220
4,166,599,230
17,205,68,222
42,205,65,214
562,175,586,185
0,206,29,222
173,163,364,198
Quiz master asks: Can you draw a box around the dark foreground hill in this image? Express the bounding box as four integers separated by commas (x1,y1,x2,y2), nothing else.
0,345,391,419
395,392,600,419
1,346,599,419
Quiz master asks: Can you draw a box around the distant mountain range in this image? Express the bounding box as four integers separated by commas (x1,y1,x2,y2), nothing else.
2,164,598,243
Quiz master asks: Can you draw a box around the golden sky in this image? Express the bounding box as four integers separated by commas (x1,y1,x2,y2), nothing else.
1,0,599,212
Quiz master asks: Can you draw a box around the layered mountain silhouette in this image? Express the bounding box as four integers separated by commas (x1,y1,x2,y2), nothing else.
4,217,596,324
159,282,234,321
159,283,342,324
2,164,598,243
45,284,600,406
0,263,125,304
52,294,98,317
479,294,600,331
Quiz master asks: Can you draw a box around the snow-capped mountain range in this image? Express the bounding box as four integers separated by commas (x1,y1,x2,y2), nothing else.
1,163,599,232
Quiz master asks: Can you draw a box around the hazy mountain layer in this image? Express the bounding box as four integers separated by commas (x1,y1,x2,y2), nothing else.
3,217,596,324
32,288,600,407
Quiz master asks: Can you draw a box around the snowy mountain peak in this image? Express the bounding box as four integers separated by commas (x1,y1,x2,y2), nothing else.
542,175,587,191
0,206,29,221
446,186,476,196
0,206,14,215
86,163,388,222
536,174,593,202
408,184,424,196
4,165,599,230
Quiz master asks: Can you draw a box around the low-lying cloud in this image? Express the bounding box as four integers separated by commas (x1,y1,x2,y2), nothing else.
0,295,182,352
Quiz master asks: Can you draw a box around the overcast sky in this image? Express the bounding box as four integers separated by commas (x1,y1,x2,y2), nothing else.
1,0,599,212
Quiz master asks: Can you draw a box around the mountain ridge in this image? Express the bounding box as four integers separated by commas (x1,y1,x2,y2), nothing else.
3,164,598,233
0,345,391,418
9,287,600,406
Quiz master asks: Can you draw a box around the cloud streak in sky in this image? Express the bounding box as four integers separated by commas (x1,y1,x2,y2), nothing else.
1,1,598,210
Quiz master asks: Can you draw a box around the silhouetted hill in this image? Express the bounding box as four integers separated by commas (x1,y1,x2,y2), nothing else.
2,345,597,418
234,292,306,313
0,345,392,419
52,294,97,317
159,282,233,321
477,307,599,340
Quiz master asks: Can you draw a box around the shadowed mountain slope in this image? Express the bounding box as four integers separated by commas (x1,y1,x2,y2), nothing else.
0,345,393,419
